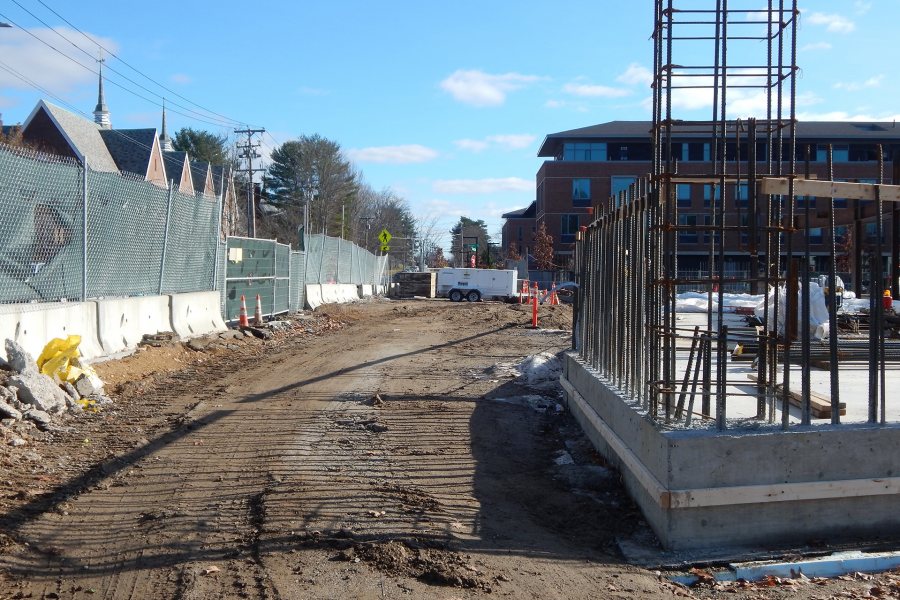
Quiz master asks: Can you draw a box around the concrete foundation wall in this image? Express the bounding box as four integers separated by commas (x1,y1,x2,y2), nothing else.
562,352,900,551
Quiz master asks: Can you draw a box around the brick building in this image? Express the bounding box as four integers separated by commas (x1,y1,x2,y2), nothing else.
500,200,535,261
502,120,900,286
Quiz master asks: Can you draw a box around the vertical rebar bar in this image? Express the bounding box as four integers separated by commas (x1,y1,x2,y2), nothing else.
827,145,841,424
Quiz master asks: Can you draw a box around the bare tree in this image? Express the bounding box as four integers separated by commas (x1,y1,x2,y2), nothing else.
534,222,555,271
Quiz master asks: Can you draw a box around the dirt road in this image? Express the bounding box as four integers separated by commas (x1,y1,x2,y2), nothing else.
1,300,897,599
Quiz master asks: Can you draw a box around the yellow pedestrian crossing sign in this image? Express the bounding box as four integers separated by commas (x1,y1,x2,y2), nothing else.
378,229,392,245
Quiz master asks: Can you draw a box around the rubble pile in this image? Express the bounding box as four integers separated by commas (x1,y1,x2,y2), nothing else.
0,339,111,445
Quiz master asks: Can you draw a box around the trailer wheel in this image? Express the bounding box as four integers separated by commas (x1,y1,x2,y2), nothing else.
449,289,463,302
466,290,481,302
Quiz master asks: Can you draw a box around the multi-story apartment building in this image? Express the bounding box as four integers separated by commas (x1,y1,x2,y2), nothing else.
503,120,900,289
500,200,535,260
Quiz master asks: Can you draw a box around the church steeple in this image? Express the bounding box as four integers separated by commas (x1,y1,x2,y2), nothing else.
159,99,173,152
93,56,110,129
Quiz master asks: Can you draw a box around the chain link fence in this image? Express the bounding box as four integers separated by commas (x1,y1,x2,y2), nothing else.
0,143,221,308
303,234,387,286
2,145,388,323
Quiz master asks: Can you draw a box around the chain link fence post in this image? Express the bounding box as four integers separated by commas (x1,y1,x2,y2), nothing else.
158,180,174,295
336,237,342,283
81,164,88,301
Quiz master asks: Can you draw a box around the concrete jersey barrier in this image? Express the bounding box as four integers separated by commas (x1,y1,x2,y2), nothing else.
0,302,104,362
305,284,323,310
96,295,170,355
169,291,227,339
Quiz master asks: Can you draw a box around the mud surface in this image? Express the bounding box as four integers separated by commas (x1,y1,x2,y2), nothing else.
0,299,896,599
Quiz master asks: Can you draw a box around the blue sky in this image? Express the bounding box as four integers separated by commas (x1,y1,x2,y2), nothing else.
0,1,896,248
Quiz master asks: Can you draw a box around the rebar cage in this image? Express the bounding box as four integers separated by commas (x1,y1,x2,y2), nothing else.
573,1,898,430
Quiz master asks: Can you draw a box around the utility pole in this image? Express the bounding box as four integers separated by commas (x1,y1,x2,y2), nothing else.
360,215,374,250
235,127,265,237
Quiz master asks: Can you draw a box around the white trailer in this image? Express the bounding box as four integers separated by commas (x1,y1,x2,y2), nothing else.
436,268,518,302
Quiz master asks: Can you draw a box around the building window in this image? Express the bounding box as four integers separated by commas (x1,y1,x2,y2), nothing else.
517,225,523,241
795,196,816,209
688,142,710,161
735,182,749,207
703,184,721,207
677,184,692,208
562,142,607,161
808,227,824,244
740,213,751,245
866,222,885,243
561,214,579,244
849,144,880,162
611,176,637,206
833,145,849,162
678,214,698,244
572,178,591,206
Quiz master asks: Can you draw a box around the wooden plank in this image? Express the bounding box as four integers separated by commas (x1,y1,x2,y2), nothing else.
747,373,846,418
760,177,900,202
669,475,900,509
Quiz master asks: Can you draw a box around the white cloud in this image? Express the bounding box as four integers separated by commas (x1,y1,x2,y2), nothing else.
454,139,489,152
486,134,536,149
616,63,653,87
433,177,533,194
801,41,832,52
833,74,884,92
806,11,855,33
170,73,191,84
854,1,872,15
454,134,536,153
797,110,900,122
347,144,439,164
563,82,630,98
545,99,565,109
439,69,541,107
0,27,119,96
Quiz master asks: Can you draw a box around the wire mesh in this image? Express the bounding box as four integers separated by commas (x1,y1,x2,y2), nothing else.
289,250,306,311
85,169,167,298
0,144,84,305
160,191,219,294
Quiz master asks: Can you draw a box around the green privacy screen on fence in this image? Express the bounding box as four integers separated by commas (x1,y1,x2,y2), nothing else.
223,237,290,321
0,143,220,307
2,142,388,319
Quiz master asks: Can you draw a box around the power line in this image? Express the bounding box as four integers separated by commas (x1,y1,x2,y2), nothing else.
0,9,246,130
0,57,158,156
11,0,239,128
33,0,257,129
236,128,266,237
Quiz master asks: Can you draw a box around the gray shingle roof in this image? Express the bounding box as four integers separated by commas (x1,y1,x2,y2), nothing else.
31,101,119,171
210,164,229,196
100,128,158,178
190,160,212,194
538,120,900,156
162,151,189,188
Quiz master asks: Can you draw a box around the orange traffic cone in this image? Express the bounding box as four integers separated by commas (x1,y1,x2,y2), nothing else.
239,295,249,327
254,294,263,325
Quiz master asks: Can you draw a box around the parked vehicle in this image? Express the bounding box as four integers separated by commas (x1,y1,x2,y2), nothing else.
436,268,517,302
